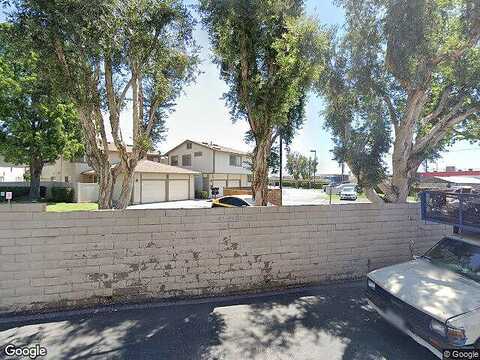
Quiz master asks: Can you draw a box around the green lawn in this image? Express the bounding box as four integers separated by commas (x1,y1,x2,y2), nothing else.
47,202,98,212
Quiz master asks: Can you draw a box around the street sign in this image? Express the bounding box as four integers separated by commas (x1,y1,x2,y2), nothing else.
5,192,12,200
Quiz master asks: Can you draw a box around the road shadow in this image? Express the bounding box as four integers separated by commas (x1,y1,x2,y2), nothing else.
203,283,437,360
0,283,436,360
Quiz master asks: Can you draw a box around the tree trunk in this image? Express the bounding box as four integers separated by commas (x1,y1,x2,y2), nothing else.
97,166,115,209
114,164,136,209
253,137,271,206
363,187,384,204
29,158,43,201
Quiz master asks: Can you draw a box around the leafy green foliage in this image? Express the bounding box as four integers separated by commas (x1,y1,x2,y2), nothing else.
323,0,480,198
49,187,74,203
12,0,199,207
0,186,47,199
195,190,209,199
199,0,329,204
285,151,317,182
0,23,82,199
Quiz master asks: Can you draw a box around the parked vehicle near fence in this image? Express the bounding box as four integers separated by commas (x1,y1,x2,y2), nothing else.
211,196,252,208
366,234,480,359
367,191,480,359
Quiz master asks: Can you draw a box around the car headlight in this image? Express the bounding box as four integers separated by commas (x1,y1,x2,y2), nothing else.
367,279,376,290
430,320,446,337
446,325,467,346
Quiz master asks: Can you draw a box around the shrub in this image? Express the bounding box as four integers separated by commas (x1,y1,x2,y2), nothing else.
195,190,209,199
50,187,74,203
0,186,47,200
280,180,325,189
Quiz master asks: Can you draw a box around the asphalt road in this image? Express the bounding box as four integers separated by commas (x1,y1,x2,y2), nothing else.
0,282,437,360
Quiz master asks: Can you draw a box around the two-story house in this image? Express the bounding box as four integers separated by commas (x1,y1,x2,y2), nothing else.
42,143,198,204
164,140,251,196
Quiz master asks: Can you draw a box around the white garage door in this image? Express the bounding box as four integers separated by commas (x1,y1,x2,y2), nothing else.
141,180,166,203
169,180,189,201
212,180,227,196
228,180,241,188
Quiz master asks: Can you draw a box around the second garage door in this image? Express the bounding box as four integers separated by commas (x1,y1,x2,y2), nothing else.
169,180,190,201
141,180,166,203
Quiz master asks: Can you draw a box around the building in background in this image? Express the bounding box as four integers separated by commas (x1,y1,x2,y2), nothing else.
416,167,480,191
165,140,251,196
0,156,26,182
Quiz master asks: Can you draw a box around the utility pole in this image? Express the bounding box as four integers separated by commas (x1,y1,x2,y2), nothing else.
279,135,283,206
310,149,317,189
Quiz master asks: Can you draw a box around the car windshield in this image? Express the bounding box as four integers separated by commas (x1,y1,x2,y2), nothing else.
424,237,480,283
343,187,355,192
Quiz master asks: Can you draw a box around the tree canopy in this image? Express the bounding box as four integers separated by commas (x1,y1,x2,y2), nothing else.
0,23,82,199
12,0,199,208
200,0,329,205
322,0,480,202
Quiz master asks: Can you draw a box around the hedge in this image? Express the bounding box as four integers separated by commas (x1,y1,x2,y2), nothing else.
50,187,75,203
280,180,326,189
195,190,209,199
0,186,47,199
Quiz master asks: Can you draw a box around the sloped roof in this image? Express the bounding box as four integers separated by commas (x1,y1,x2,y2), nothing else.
134,160,199,174
82,160,199,175
165,140,250,156
105,142,160,156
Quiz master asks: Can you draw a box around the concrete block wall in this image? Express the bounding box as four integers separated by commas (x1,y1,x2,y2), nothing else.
0,203,448,314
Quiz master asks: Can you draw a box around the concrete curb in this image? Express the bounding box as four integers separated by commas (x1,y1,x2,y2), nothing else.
0,280,365,325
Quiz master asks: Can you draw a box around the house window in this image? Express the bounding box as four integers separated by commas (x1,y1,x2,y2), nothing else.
194,151,202,157
171,155,178,166
247,174,253,183
186,142,192,149
65,176,70,183
182,154,192,166
229,154,242,167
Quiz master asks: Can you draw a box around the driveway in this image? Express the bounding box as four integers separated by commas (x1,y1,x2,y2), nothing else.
0,282,436,360
127,189,371,209
282,188,371,206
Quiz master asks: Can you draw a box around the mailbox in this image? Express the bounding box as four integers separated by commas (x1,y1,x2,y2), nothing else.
211,186,220,198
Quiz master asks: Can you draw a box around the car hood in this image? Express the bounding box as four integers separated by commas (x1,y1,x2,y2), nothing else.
368,259,480,322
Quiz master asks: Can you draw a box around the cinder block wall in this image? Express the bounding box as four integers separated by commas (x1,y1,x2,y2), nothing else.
0,203,448,314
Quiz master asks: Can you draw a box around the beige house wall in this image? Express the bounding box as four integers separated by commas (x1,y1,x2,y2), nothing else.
0,203,449,314
167,142,250,176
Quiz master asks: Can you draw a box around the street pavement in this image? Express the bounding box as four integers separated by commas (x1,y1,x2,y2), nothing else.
0,282,436,360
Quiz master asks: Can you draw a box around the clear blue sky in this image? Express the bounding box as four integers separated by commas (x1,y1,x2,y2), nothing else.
2,1,478,174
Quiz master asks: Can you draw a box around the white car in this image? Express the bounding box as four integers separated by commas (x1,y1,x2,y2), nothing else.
339,185,357,200
367,234,480,359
